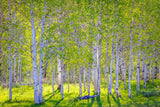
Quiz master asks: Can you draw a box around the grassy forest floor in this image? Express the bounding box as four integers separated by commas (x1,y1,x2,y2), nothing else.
0,80,160,107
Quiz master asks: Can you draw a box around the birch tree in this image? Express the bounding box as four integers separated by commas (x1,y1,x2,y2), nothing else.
39,0,46,103
30,0,39,104
128,3,133,98
8,0,13,100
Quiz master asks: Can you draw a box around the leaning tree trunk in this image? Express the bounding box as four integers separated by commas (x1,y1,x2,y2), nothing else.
8,0,13,100
30,0,39,104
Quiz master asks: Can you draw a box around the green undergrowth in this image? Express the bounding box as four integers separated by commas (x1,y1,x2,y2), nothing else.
0,80,160,107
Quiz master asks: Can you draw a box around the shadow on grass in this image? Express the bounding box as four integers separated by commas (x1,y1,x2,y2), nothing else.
88,97,95,107
55,98,63,106
111,94,121,107
107,94,111,107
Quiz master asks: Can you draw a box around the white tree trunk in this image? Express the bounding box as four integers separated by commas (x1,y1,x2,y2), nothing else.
0,6,2,85
57,55,61,89
144,62,147,89
115,30,119,97
30,0,39,104
129,4,133,97
93,42,98,93
88,63,90,96
106,11,109,93
39,0,46,103
109,23,115,94
51,57,55,95
18,53,21,83
14,50,17,84
83,65,86,91
137,23,141,92
8,0,13,100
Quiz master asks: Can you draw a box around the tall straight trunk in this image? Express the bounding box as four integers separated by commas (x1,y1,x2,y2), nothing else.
129,4,133,98
8,0,13,100
115,30,119,97
57,55,61,89
152,50,155,84
137,23,141,92
159,59,160,79
18,53,20,83
43,60,48,78
83,65,86,91
61,35,64,99
144,62,147,89
14,50,17,83
0,5,2,85
92,42,97,93
61,59,64,99
88,63,91,96
115,4,119,97
77,37,82,96
39,0,46,103
67,64,70,92
30,0,39,104
51,57,55,95
109,23,115,94
142,55,144,80
97,11,102,95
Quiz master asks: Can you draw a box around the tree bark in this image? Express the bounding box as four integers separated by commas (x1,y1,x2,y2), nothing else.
109,23,115,94
8,0,13,100
30,0,39,104
39,0,46,103
137,23,141,92
129,3,133,98
14,50,17,84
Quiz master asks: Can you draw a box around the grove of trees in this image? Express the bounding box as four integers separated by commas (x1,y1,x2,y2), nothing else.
0,0,160,105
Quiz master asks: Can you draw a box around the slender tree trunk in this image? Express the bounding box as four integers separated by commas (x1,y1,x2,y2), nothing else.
8,0,13,100
115,4,119,97
106,19,109,92
109,23,115,94
60,58,64,93
83,65,86,91
159,59,160,79
152,50,155,84
39,0,46,103
88,63,90,96
18,53,20,83
51,57,55,95
77,37,82,96
0,7,2,85
57,55,61,89
30,0,39,104
129,4,133,97
14,50,17,84
67,64,70,92
93,42,97,93
115,30,119,97
137,23,141,92
144,62,147,89
61,35,64,99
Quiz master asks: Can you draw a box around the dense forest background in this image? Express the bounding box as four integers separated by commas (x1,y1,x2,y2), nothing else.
0,0,160,106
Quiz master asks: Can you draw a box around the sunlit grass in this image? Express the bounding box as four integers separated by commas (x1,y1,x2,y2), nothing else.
0,79,160,107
